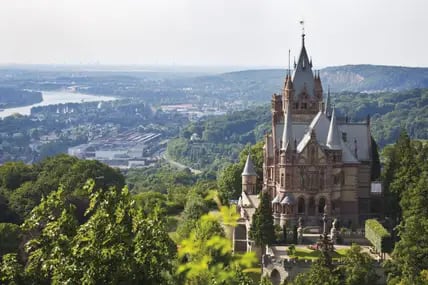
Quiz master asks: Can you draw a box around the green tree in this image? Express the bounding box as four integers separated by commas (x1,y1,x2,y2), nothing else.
388,172,428,285
217,162,243,202
177,192,257,285
259,276,273,285
292,255,340,285
249,192,275,248
11,180,176,284
0,253,26,285
0,223,21,257
339,244,378,285
382,133,428,284
218,141,263,203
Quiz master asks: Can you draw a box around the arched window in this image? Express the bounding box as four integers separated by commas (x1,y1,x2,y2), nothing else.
318,197,326,214
281,173,285,187
298,197,305,214
308,197,315,216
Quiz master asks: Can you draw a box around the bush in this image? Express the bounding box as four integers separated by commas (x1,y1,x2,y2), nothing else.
365,219,392,253
288,244,296,255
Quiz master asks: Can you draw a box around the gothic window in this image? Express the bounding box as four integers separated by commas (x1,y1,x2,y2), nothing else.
308,197,315,216
333,171,344,185
298,197,305,214
281,173,285,187
318,197,326,214
286,174,291,188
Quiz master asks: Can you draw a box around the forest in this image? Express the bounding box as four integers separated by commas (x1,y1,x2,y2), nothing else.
0,132,427,284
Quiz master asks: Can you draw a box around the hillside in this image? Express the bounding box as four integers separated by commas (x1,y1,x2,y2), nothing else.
321,65,428,92
190,65,428,103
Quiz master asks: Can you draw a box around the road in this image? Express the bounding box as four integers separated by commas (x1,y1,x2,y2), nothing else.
160,150,202,175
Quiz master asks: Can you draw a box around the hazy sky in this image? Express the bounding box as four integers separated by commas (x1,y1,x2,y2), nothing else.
0,0,426,67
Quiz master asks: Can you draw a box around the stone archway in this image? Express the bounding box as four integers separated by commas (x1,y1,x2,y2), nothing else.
270,269,281,285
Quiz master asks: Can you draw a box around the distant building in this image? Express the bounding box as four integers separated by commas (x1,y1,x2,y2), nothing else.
235,32,382,252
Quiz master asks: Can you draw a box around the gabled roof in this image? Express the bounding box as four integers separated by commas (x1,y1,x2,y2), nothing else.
294,110,360,163
272,195,280,204
242,155,257,176
274,111,370,163
281,194,295,205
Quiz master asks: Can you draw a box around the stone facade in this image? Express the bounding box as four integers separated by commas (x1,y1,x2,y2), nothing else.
235,33,382,253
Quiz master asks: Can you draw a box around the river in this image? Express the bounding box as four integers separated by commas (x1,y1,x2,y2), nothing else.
0,91,117,118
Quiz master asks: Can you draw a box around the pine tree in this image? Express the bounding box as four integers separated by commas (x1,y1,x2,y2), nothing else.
249,191,275,248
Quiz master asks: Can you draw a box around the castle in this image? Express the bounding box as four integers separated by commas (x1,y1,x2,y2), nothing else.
235,33,382,252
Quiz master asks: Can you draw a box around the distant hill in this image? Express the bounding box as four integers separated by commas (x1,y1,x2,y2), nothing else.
321,65,428,92
197,65,428,102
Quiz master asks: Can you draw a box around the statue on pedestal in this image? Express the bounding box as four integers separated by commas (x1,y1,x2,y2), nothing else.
330,218,337,244
297,217,303,244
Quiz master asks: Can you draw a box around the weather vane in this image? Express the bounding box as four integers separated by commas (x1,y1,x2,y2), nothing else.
299,20,305,36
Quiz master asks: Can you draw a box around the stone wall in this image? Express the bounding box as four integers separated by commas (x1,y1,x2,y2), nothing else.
263,255,386,284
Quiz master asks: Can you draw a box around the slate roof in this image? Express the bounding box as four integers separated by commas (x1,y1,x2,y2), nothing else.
241,155,257,176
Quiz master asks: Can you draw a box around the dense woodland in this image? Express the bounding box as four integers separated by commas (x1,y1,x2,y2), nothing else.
0,131,426,284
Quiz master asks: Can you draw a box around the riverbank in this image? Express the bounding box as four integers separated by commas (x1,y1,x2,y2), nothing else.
0,88,42,109
0,90,117,118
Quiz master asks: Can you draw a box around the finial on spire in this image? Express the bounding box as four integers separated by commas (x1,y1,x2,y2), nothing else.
288,49,291,76
300,20,305,45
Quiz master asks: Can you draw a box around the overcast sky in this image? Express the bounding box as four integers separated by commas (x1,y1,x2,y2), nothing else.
0,0,426,67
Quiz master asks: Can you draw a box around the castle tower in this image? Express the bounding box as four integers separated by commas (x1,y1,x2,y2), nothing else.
242,155,257,195
290,33,323,122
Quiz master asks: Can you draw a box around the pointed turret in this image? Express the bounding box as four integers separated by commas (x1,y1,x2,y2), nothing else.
326,108,341,149
281,100,294,151
242,155,257,176
292,33,315,98
284,74,293,91
242,155,257,194
314,71,323,98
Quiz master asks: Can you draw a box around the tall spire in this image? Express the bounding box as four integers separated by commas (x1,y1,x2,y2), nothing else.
326,108,341,149
242,155,257,176
325,87,332,116
292,28,315,98
281,100,293,151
